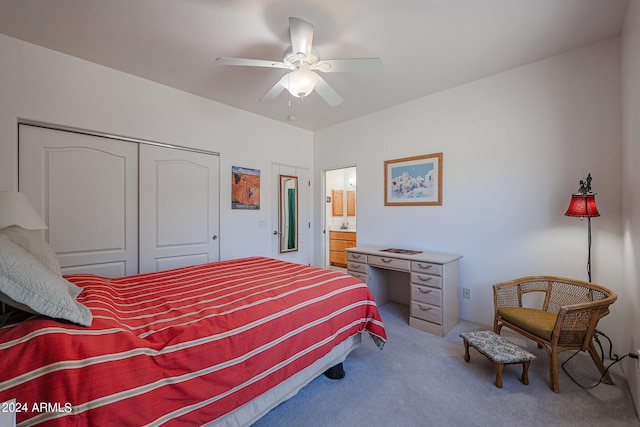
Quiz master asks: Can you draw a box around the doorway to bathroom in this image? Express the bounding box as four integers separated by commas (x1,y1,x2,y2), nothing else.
324,166,357,270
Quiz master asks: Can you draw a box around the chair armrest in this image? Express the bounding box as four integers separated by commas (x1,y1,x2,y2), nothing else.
493,281,521,309
553,299,615,348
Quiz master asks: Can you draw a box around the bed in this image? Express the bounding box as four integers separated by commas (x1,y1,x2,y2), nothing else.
0,236,386,427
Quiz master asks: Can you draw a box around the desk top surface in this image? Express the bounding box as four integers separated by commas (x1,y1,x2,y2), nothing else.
346,245,462,264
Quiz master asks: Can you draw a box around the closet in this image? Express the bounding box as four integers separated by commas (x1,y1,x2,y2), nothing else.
18,123,220,277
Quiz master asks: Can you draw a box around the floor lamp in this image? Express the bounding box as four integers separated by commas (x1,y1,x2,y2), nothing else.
563,174,613,362
564,173,600,283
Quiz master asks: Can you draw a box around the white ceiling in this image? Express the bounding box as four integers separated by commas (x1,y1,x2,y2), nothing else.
0,0,629,131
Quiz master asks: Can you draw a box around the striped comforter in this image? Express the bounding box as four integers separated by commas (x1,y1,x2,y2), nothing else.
0,257,386,426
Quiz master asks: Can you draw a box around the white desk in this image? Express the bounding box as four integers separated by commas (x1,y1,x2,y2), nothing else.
346,246,462,336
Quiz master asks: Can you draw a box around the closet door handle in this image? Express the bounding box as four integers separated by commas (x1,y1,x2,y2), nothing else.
212,235,218,240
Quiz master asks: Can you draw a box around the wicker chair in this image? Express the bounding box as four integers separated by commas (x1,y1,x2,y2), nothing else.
493,276,617,393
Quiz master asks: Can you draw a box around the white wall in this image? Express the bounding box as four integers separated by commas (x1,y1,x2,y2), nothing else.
313,39,625,346
622,0,640,413
0,34,313,262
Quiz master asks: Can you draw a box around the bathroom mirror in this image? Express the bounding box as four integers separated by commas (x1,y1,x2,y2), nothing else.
279,174,298,253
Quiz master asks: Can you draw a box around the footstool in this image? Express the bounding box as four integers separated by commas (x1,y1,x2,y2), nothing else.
460,330,536,388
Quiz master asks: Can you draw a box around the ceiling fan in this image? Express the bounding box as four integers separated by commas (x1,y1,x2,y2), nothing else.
216,17,383,107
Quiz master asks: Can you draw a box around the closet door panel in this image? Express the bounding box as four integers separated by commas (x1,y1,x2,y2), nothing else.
139,144,220,273
19,124,139,277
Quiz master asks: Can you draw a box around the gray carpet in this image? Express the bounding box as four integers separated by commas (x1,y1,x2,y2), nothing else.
253,303,640,426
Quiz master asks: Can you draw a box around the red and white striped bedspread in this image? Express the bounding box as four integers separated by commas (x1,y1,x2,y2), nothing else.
0,257,386,426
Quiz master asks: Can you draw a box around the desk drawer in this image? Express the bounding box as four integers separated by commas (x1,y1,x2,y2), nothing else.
411,302,442,324
347,252,367,263
347,262,366,274
348,271,367,283
369,255,410,271
411,284,442,306
411,261,443,276
410,273,442,289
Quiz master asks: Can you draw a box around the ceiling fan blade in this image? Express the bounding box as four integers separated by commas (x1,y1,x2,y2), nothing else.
259,80,286,103
216,57,291,69
289,17,314,58
314,76,343,107
314,58,383,73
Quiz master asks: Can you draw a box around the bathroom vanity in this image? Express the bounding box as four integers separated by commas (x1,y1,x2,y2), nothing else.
329,230,356,267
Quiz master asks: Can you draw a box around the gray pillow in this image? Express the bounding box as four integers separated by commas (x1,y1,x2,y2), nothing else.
0,234,92,326
0,225,62,276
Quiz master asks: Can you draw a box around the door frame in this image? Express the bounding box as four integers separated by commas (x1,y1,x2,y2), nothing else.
271,163,311,265
322,165,357,269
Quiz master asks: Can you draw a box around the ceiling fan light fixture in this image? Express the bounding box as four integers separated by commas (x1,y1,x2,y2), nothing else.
220,17,379,107
284,68,320,98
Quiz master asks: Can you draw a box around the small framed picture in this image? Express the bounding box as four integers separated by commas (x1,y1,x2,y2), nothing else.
384,153,442,206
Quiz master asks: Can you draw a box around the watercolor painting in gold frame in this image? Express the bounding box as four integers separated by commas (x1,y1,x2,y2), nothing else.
384,153,442,206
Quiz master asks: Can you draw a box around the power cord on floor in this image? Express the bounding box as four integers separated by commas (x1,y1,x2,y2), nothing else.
593,328,619,362
561,329,639,389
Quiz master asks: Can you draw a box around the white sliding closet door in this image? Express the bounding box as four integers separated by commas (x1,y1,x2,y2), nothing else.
139,144,220,273
19,124,139,277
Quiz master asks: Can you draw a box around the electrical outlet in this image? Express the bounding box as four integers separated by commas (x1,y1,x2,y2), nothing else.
463,288,470,299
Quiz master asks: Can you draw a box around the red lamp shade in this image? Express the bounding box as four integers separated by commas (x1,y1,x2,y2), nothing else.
564,193,600,217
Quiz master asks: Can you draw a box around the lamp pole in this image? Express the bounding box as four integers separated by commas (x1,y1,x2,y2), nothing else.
564,173,599,283
587,215,592,283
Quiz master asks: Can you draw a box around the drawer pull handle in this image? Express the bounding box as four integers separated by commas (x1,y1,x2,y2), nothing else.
381,258,393,263
417,263,433,270
418,288,432,294
418,276,432,282
417,304,432,311
352,254,361,258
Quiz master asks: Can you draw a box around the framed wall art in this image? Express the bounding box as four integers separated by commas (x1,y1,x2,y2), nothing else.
232,166,260,209
384,152,442,206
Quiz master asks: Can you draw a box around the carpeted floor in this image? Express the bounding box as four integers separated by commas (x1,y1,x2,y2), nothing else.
253,303,640,426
